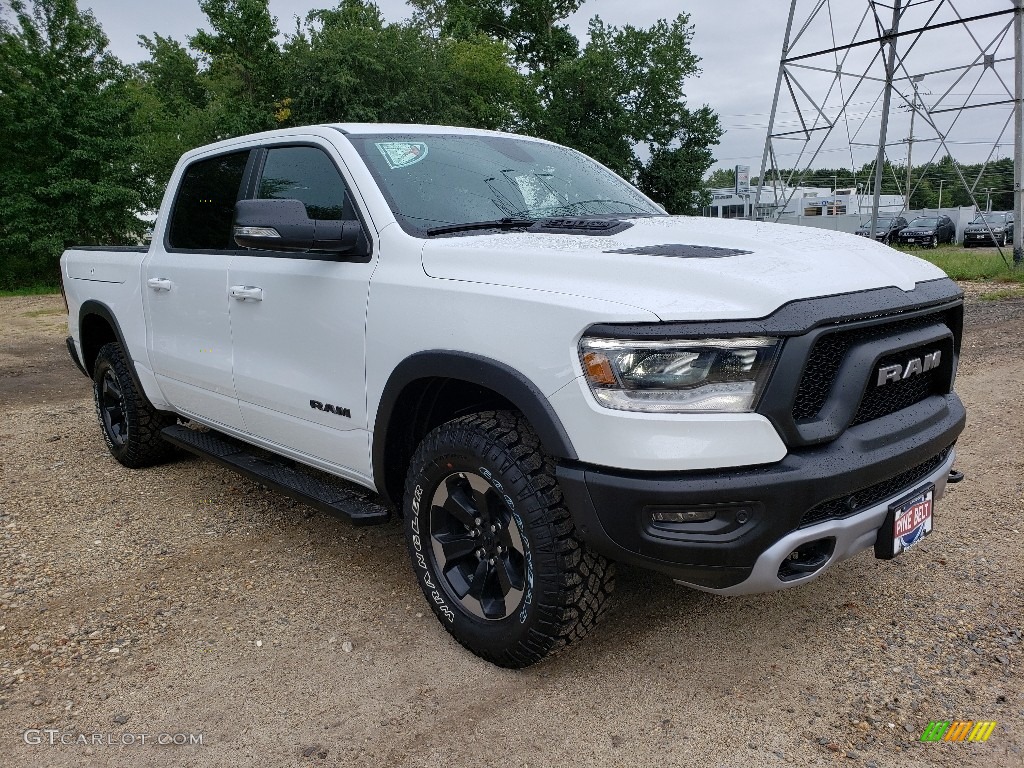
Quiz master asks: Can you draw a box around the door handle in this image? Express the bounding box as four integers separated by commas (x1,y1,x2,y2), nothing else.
147,278,172,292
230,285,263,302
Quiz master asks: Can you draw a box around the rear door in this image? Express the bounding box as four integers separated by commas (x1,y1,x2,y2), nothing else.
144,149,252,430
228,143,376,478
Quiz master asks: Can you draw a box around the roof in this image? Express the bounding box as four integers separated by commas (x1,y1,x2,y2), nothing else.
330,123,545,142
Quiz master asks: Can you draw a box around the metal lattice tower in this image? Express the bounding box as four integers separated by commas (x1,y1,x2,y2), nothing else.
755,0,1024,264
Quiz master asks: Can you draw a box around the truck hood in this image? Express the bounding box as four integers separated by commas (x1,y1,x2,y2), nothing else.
420,216,946,321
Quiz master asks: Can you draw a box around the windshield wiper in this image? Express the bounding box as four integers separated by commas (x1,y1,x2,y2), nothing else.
426,217,535,237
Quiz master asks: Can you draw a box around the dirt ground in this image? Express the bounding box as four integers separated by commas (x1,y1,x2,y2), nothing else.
0,286,1021,768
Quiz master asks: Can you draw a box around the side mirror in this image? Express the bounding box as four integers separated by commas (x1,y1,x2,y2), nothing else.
233,198,364,255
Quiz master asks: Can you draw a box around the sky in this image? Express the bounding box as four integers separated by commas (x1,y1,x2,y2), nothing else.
75,0,1020,183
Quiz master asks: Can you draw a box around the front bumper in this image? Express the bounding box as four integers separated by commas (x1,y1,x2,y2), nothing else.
963,231,1005,245
897,233,935,244
557,393,965,594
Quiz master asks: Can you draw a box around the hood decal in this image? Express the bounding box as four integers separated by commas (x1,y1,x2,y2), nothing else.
605,243,753,259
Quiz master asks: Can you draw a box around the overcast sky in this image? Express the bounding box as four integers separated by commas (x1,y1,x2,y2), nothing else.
79,0,1019,181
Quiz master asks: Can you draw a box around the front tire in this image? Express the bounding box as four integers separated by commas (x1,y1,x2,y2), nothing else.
403,410,615,668
930,235,938,249
92,342,177,468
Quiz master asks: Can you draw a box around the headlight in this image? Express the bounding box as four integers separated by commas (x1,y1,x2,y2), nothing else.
579,336,781,413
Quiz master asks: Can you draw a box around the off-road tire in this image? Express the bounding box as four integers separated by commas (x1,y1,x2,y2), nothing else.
403,410,615,668
92,342,177,468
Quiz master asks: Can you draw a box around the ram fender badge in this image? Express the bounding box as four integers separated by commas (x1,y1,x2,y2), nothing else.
876,350,941,387
309,399,351,418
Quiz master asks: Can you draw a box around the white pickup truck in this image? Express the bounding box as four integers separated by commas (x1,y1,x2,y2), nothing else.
61,124,966,667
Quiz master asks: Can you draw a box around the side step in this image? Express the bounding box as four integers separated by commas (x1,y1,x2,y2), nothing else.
161,424,390,526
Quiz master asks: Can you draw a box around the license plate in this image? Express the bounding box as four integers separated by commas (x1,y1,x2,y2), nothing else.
874,485,934,560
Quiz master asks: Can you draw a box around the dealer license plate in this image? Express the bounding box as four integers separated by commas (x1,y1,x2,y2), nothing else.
874,485,934,560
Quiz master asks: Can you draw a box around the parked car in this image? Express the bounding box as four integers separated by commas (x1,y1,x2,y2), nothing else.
60,124,966,667
855,216,908,242
895,215,956,247
963,211,1014,247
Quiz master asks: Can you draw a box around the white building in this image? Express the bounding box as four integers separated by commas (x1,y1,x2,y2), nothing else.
703,186,907,221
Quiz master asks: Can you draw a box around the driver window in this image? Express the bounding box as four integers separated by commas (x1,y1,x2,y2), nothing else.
258,146,354,221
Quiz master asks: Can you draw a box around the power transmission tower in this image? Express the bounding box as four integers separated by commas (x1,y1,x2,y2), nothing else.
755,0,1023,267
1014,0,1023,262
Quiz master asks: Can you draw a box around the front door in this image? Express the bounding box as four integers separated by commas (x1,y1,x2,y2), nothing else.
228,143,375,479
144,149,251,431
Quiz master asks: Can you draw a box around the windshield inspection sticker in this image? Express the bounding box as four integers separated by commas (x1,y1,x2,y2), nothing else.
375,142,428,169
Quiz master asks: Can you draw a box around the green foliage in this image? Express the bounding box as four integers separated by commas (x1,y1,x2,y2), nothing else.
638,107,721,215
410,0,583,71
0,283,62,297
132,34,218,198
542,14,721,199
705,167,737,189
189,0,282,135
282,2,522,129
0,0,146,290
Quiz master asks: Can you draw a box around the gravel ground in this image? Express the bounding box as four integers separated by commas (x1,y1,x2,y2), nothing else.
0,286,1021,768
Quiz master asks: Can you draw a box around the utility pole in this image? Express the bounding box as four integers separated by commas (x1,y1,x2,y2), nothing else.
904,76,924,210
1014,0,1024,263
938,179,945,210
870,0,903,240
985,188,993,211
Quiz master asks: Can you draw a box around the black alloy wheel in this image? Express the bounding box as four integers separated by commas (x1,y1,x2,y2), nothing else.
428,470,527,621
99,367,129,447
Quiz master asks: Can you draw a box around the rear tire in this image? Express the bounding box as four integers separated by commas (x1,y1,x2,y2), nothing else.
403,410,615,668
92,342,177,468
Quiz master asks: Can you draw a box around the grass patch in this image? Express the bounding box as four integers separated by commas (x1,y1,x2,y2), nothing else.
0,284,60,297
892,244,1024,283
979,288,1024,301
20,306,65,317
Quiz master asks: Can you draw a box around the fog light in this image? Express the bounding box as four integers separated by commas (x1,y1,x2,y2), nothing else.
649,507,718,524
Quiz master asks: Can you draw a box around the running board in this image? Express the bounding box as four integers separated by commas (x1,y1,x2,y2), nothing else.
161,424,390,526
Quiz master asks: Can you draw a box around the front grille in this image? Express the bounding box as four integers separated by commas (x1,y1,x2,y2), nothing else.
792,311,951,422
851,345,944,425
799,447,952,528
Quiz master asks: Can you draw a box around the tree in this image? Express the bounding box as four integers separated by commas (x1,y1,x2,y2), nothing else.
410,0,583,72
540,15,720,183
0,0,145,289
639,106,721,214
188,0,283,136
282,1,524,129
705,167,737,189
132,34,218,198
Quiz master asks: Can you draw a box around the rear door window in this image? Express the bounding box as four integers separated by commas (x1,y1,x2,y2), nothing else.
167,151,250,250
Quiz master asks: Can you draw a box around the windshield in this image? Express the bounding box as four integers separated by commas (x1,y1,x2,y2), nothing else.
347,133,665,236
908,217,938,227
971,214,1007,224
861,219,892,228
